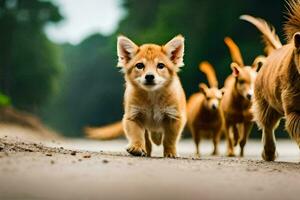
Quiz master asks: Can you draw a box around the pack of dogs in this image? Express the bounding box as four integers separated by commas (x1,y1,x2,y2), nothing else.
86,0,300,162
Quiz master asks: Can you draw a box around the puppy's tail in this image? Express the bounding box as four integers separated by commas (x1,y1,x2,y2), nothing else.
85,121,124,140
284,0,300,41
199,61,218,88
240,15,282,55
224,37,244,66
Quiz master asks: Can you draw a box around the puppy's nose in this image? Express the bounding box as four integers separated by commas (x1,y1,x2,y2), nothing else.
211,104,217,110
145,74,155,82
246,93,252,100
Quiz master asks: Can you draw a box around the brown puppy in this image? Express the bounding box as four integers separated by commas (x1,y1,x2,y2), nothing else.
241,1,300,161
116,35,186,158
222,37,263,157
187,62,224,156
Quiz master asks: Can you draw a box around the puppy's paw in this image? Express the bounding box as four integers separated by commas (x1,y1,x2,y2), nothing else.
211,150,219,156
126,145,146,157
227,150,235,157
262,150,278,161
164,152,177,158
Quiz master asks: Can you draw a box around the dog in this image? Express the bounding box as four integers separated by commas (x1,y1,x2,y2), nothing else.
240,0,300,161
187,61,225,156
222,37,264,157
107,35,187,158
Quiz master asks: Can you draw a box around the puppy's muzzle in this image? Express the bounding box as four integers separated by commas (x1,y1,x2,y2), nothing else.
145,74,155,85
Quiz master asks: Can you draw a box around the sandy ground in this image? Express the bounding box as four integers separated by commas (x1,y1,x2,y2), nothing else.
0,126,300,200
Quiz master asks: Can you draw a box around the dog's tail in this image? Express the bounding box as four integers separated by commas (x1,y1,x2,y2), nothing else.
284,0,300,41
224,37,244,66
85,121,124,140
240,15,282,55
199,61,218,88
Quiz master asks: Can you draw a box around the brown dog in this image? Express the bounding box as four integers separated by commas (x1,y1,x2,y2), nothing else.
222,37,263,157
187,62,224,156
241,1,300,161
116,35,186,158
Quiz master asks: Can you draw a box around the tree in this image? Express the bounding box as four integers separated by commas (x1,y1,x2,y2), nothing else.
0,0,63,112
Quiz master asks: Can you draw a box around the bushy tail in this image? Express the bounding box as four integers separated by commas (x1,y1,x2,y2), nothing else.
85,121,124,140
224,37,244,66
284,0,300,41
240,15,282,55
199,61,218,88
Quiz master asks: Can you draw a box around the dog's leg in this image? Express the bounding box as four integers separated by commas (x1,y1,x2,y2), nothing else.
212,130,221,156
286,112,300,146
225,122,235,157
253,98,281,161
145,130,152,157
123,119,146,156
232,124,239,147
191,127,201,157
239,121,253,157
163,119,183,158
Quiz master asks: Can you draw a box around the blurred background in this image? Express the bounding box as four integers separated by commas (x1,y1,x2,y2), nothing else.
0,0,286,137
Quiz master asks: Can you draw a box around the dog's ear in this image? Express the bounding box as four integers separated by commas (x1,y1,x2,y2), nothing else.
163,35,185,67
199,83,208,95
117,35,139,67
293,32,300,49
230,62,241,77
252,56,266,72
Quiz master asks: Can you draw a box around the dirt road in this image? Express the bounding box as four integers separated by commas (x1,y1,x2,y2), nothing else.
0,134,300,200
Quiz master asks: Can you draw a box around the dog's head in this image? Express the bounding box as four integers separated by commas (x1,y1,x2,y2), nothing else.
117,35,184,91
293,33,300,73
230,61,262,101
199,83,224,111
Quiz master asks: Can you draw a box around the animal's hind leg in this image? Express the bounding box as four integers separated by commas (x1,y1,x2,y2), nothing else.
286,112,300,146
232,124,239,147
145,131,152,157
239,121,253,157
254,98,281,161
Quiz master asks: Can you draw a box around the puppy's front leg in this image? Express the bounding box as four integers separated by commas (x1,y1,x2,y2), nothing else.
163,119,183,158
123,119,146,156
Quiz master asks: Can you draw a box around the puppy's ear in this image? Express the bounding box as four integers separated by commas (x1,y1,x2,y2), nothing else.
252,56,266,72
230,62,241,77
117,35,139,67
199,83,208,95
163,35,185,67
293,32,300,49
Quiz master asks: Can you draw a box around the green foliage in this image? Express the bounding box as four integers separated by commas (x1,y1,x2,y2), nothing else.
0,91,11,107
0,0,63,111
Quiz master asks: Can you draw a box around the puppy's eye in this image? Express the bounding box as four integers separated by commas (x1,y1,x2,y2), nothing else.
206,97,211,100
238,79,245,84
135,63,144,69
157,63,165,69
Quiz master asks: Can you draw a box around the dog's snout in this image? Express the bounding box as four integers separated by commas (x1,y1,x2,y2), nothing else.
212,104,217,110
145,74,155,82
246,93,252,100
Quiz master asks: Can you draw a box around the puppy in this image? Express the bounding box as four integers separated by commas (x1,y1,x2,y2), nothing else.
222,37,263,157
241,1,300,161
187,61,224,156
116,35,186,158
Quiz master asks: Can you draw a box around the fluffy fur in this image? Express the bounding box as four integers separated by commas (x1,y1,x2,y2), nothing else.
117,35,186,158
245,0,300,161
222,37,263,157
187,62,224,156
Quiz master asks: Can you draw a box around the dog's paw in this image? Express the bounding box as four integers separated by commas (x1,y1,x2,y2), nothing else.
126,145,146,157
227,150,235,157
164,152,177,158
262,150,278,161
